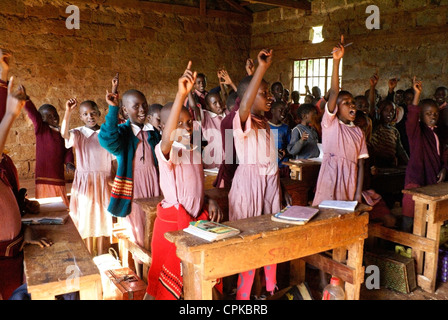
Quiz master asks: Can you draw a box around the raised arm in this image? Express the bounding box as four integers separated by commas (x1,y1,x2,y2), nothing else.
0,77,26,155
412,76,422,106
239,49,272,124
327,36,345,114
368,73,379,119
60,98,78,140
161,61,197,157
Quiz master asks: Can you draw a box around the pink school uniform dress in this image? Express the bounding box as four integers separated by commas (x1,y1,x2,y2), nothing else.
65,126,114,240
229,112,281,221
126,124,161,248
200,109,228,170
312,105,369,206
229,112,280,300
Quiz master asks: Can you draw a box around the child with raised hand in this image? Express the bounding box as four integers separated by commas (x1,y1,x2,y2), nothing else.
98,84,161,276
24,94,75,207
200,91,227,169
287,103,320,160
145,61,223,300
61,98,115,256
1,78,53,300
229,48,281,300
312,36,369,207
185,72,208,120
401,77,447,232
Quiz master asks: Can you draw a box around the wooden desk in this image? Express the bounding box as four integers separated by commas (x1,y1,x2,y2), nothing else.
403,183,448,292
282,160,321,206
283,160,321,182
23,201,102,300
165,204,370,300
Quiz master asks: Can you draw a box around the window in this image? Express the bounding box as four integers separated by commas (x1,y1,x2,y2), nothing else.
292,57,343,103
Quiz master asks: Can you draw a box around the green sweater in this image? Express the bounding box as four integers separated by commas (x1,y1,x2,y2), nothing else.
98,105,160,217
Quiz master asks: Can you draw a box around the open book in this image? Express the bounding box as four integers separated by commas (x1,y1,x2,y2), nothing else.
271,206,319,225
22,197,69,225
183,220,240,242
318,200,358,211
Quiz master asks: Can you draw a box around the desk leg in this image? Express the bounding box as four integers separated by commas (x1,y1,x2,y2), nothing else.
345,240,365,300
290,259,306,285
182,261,214,300
413,200,427,275
420,203,441,293
79,279,103,300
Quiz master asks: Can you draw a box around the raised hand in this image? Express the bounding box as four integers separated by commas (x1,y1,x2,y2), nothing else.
178,61,197,96
106,90,119,107
388,78,398,92
112,72,119,94
332,35,345,60
0,49,11,82
65,98,78,112
370,73,379,88
6,76,27,118
245,58,255,76
257,49,273,69
413,76,422,95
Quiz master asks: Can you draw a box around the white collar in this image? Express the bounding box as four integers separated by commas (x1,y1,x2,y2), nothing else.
338,119,355,127
77,126,100,138
206,110,226,118
131,123,154,136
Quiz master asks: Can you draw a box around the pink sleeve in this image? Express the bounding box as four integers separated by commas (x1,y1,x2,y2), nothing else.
321,104,338,129
232,111,253,140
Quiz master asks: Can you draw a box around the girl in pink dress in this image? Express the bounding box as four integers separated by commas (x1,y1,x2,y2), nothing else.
145,61,223,300
61,99,115,255
312,36,369,207
229,49,281,300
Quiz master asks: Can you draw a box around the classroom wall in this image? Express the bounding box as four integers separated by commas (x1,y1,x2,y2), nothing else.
251,0,448,100
1,0,251,179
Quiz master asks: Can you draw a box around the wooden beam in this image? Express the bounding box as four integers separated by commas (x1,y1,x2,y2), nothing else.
200,0,206,16
71,0,252,22
246,0,311,10
224,0,253,15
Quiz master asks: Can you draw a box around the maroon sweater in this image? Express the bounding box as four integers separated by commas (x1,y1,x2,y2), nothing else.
24,100,74,186
405,104,448,187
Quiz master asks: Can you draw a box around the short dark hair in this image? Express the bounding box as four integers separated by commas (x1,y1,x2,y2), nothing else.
148,103,163,115
297,103,316,119
271,100,286,111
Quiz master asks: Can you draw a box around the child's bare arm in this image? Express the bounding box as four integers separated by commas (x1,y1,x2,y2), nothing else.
369,73,379,118
355,158,365,203
239,49,272,124
61,98,78,140
327,35,345,114
0,77,26,155
161,61,197,157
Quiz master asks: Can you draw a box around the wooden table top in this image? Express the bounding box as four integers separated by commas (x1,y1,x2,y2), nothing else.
165,203,371,251
402,182,448,201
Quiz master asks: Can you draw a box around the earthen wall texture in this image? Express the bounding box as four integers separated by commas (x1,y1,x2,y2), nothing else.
1,0,251,178
251,0,448,102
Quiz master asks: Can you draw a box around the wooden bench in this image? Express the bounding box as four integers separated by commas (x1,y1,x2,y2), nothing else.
369,182,448,293
23,198,102,300
165,204,370,300
117,187,230,281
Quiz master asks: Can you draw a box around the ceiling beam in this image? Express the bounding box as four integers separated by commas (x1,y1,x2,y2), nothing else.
246,0,311,10
223,0,253,15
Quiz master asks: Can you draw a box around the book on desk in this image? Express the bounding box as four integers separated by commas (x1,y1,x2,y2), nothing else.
271,206,319,225
21,197,69,225
318,200,358,211
183,220,240,242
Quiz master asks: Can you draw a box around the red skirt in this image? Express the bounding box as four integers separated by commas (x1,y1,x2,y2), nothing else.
146,203,209,300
